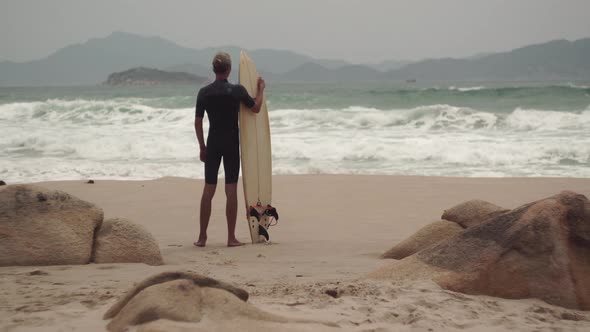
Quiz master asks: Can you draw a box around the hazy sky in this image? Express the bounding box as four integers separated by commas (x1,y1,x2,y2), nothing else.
1,0,589,63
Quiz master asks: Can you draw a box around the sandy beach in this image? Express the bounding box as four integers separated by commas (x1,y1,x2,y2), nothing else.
1,175,590,331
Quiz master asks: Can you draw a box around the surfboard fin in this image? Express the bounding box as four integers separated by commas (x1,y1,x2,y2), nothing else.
258,225,269,241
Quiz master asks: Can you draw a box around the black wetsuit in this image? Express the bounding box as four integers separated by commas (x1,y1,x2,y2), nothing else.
196,79,255,184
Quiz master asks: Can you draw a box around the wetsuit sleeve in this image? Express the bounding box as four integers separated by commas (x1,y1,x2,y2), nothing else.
195,89,205,118
236,85,256,108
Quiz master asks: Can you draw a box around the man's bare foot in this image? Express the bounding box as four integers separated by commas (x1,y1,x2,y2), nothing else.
227,239,244,247
194,237,207,247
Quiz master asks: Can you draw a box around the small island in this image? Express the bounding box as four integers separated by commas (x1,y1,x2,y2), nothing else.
104,67,208,86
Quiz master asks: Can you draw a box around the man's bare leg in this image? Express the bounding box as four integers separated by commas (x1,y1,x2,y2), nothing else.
194,183,216,247
225,182,243,247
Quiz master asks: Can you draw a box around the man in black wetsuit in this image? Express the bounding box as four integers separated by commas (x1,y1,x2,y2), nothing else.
194,52,265,247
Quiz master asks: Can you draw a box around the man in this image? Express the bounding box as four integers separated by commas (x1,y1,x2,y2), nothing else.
194,52,265,247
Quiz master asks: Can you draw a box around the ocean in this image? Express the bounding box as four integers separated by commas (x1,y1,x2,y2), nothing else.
1,81,589,182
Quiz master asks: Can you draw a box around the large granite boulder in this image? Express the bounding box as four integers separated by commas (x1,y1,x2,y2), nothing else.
370,191,590,310
0,185,103,266
104,271,333,332
382,199,508,260
382,220,463,259
92,218,163,266
442,199,509,228
104,271,249,321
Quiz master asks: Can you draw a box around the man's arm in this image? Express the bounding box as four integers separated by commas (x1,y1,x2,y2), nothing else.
251,77,266,114
195,89,207,162
195,116,206,162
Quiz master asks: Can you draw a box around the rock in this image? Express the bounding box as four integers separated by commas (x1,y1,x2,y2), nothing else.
0,181,6,186
104,272,333,332
28,270,49,276
382,220,464,259
104,271,249,320
87,180,95,184
135,318,339,332
324,288,341,298
0,185,103,266
92,218,163,266
370,191,590,310
442,199,509,228
105,279,282,332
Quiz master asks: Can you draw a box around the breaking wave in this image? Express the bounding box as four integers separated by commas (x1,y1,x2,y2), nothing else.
1,98,589,181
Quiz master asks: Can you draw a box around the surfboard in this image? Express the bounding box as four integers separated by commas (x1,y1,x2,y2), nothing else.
239,51,277,244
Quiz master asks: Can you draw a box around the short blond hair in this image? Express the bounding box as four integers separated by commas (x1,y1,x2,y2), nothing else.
212,52,231,73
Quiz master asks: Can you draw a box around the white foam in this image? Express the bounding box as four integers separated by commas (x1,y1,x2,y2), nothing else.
270,104,501,131
2,99,590,181
504,108,590,131
567,82,590,89
448,86,486,92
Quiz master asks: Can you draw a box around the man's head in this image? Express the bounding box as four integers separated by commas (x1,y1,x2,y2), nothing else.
212,52,231,75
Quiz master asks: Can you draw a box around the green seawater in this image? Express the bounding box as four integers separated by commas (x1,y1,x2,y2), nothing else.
1,81,589,112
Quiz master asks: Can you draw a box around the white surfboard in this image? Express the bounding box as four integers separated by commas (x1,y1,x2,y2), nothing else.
239,51,276,244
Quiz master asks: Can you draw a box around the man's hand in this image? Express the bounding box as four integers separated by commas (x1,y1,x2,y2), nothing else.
257,77,265,92
199,146,207,163
251,77,266,114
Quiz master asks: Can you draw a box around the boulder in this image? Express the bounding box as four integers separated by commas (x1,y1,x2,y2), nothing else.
92,218,163,266
135,318,339,332
0,184,103,266
381,200,507,260
104,272,334,332
103,271,249,320
442,199,509,228
370,191,590,310
382,220,464,259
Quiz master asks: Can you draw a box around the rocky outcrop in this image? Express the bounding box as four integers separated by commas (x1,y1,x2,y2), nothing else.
93,218,163,266
370,191,590,310
442,199,509,228
0,185,103,266
382,220,463,259
104,271,249,321
382,199,508,260
0,184,163,267
104,271,334,332
104,67,207,86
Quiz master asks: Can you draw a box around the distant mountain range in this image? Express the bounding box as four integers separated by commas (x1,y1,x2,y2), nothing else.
0,31,589,86
388,39,590,81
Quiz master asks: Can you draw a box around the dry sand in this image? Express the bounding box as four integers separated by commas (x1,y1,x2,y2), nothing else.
1,175,590,331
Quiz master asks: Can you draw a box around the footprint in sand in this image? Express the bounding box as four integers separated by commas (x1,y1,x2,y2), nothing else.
97,265,120,270
54,266,72,271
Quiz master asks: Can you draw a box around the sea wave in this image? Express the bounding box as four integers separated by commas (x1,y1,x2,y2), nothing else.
2,98,590,181
448,86,486,92
0,98,194,125
567,82,590,89
269,105,590,132
407,85,590,96
505,108,590,131
2,99,589,133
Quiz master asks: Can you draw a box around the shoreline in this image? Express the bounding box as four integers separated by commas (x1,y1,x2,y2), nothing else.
4,172,590,184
